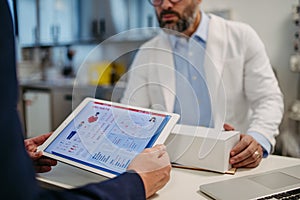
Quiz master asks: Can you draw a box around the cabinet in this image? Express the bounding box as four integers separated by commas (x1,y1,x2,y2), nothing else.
17,0,79,47
20,84,73,138
19,81,113,138
17,0,157,46
17,0,37,45
39,0,79,45
78,0,156,42
23,90,51,138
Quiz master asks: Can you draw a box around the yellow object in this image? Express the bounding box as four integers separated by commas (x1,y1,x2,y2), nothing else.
88,61,125,86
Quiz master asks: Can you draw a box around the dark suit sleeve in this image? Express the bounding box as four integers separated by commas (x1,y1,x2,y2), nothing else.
0,0,145,199
40,172,145,200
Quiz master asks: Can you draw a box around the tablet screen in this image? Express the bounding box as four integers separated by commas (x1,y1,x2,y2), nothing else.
43,99,177,176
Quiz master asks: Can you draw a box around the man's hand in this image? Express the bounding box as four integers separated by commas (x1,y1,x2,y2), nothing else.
223,124,263,168
230,134,263,168
127,144,171,198
24,132,57,173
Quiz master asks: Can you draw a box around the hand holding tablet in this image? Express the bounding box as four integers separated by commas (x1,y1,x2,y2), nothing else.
128,144,170,173
128,144,172,198
38,98,179,178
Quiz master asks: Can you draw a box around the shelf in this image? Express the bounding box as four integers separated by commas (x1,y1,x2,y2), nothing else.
288,112,300,121
19,31,158,48
288,100,300,121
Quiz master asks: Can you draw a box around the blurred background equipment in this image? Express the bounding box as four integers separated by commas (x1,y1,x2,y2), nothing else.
62,46,75,77
88,61,125,86
275,1,300,158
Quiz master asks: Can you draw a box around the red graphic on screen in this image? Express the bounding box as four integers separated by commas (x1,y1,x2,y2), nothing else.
88,112,100,123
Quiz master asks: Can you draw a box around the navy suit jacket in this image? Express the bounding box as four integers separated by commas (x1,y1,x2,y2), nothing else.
0,1,145,199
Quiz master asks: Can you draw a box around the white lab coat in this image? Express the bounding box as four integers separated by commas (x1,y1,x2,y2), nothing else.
121,14,283,150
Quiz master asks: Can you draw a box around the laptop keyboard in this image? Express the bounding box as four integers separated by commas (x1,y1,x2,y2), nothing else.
257,188,300,200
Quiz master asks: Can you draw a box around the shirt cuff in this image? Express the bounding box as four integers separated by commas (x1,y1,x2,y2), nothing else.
247,131,271,158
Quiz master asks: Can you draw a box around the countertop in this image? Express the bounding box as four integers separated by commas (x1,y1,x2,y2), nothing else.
19,79,125,102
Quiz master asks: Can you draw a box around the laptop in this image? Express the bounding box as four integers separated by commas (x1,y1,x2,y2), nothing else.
38,97,180,178
200,164,300,200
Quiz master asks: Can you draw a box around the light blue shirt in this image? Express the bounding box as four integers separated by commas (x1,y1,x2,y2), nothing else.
169,11,271,157
248,131,271,157
170,11,212,127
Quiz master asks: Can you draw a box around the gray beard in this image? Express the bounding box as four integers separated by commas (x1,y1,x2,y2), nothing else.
158,7,198,33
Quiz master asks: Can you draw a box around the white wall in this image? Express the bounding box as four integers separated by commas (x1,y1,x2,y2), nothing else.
202,0,299,135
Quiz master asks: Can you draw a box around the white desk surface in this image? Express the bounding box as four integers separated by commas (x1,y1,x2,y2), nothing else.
37,155,300,199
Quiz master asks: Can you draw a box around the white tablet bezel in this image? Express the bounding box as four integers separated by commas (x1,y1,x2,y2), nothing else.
38,97,180,178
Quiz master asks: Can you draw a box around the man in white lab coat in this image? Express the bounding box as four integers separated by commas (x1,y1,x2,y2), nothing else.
121,0,283,168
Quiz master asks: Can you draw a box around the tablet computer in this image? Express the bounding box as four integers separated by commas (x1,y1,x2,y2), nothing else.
38,97,180,178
